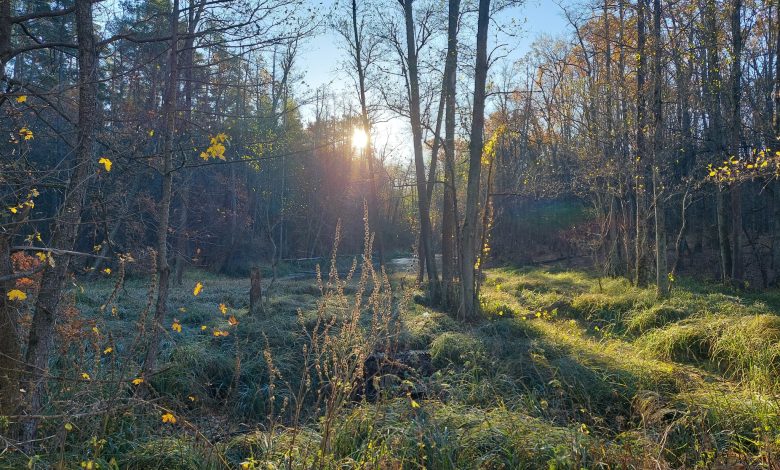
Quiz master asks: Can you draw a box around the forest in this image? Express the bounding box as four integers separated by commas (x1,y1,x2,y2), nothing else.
3,0,780,467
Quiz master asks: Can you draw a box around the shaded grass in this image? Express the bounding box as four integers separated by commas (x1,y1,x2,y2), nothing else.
17,265,780,469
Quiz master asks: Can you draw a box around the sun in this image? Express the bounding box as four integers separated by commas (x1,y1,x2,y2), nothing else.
352,127,369,150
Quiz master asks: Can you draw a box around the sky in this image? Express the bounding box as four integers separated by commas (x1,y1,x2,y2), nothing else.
296,0,570,155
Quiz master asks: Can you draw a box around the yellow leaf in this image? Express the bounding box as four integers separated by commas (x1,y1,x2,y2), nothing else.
35,252,46,262
7,289,27,301
98,157,112,172
103,347,113,354
161,412,176,424
16,95,27,103
148,129,154,137
102,268,111,275
228,315,238,326
188,395,197,402
18,127,33,140
193,282,203,296
213,329,229,337
64,422,73,431
8,207,17,214
131,377,144,385
200,325,207,331
172,320,182,333
410,399,420,408
219,303,227,315
81,373,90,380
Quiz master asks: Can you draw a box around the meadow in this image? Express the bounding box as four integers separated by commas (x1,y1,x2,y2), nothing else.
5,252,780,469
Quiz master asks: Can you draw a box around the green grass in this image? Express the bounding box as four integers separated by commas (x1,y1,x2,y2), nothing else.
9,265,780,469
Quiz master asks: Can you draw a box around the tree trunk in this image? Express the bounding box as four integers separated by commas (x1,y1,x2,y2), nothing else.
348,0,385,265
250,267,264,315
704,0,731,282
401,0,439,298
729,0,744,284
774,0,780,283
459,0,490,320
634,0,649,287
652,0,669,297
0,237,20,418
19,0,97,446
441,0,460,308
143,0,179,377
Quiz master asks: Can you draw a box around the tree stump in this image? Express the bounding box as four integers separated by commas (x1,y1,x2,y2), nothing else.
249,267,264,315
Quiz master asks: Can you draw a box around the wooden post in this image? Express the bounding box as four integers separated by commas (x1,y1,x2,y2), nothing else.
250,267,263,315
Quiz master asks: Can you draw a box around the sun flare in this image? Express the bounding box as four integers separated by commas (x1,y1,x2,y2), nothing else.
352,127,369,150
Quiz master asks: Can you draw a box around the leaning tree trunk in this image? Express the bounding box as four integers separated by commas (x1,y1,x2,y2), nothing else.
401,0,439,299
460,0,490,320
19,0,97,446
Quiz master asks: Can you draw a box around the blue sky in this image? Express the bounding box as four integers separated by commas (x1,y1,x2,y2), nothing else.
296,0,570,152
299,0,569,92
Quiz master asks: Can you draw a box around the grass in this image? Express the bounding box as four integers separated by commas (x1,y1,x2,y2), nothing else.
7,263,780,468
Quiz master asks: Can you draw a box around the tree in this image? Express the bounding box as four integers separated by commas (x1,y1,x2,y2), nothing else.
460,0,490,319
441,0,460,307
19,0,97,445
399,0,439,299
651,0,669,297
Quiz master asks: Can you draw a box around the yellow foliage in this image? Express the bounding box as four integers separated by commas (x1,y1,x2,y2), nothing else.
16,95,27,103
193,282,203,296
172,320,182,333
132,377,144,385
7,289,27,301
161,412,177,424
219,303,228,315
200,133,228,160
18,127,33,140
98,157,112,172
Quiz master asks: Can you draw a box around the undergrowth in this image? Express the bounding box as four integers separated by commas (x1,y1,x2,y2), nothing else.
5,257,780,468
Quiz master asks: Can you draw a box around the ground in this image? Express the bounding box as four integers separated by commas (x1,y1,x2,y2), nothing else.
6,261,780,469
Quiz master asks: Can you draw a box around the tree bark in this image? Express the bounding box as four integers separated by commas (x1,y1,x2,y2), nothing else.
773,0,780,284
459,0,490,319
634,0,650,286
704,0,732,282
19,0,97,445
143,0,179,377
729,0,744,284
250,267,264,315
0,237,20,418
441,0,460,308
652,0,669,297
351,0,385,266
401,0,439,298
